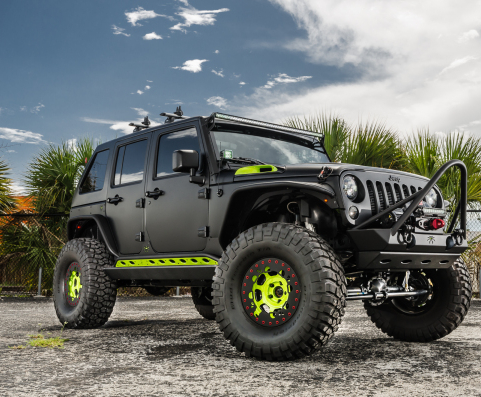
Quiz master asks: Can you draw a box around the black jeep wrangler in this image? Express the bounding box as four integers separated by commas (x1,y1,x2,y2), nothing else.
53,108,472,361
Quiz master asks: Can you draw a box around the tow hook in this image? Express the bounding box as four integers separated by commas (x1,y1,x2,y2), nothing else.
398,225,416,248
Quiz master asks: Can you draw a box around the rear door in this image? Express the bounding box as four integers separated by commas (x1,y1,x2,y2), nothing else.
145,125,208,253
106,135,150,255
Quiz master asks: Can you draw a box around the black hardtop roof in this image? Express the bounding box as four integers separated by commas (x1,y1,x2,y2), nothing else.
93,112,323,151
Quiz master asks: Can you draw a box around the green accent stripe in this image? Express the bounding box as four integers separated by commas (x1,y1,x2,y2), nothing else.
235,165,278,175
116,257,218,267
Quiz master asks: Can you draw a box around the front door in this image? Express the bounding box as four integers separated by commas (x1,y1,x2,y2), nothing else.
145,125,208,253
106,136,150,255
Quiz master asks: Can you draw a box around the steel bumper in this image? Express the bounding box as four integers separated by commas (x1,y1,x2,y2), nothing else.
348,228,467,270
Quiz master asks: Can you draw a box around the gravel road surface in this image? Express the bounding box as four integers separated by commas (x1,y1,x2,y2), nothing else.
1,296,480,397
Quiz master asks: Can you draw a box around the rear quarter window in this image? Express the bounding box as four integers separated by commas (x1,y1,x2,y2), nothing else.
80,149,109,193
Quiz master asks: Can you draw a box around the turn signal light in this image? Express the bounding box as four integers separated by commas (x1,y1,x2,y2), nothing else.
430,219,445,230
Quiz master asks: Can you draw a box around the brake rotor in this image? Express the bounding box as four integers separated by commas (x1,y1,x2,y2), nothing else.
241,258,300,327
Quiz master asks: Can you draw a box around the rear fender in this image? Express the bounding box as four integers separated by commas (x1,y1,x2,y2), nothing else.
67,215,118,256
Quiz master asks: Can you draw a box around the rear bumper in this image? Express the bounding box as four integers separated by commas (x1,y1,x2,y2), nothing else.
348,229,467,270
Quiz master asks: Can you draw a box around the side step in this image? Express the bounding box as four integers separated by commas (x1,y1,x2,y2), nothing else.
103,265,216,283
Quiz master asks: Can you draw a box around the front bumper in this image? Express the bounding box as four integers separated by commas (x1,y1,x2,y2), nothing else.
348,228,467,270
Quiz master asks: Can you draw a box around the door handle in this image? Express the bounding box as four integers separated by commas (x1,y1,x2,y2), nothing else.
107,195,123,205
145,188,164,199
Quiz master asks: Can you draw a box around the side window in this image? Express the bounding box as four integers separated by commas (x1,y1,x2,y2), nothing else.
80,149,109,193
156,128,200,178
113,140,148,185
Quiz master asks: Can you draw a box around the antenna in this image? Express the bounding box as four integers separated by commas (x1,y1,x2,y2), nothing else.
129,116,151,132
160,106,189,123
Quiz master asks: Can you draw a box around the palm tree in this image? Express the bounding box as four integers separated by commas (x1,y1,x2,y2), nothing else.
284,113,404,169
0,159,16,212
25,138,96,214
404,131,481,207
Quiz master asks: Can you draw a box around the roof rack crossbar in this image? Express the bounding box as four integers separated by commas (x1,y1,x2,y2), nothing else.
211,112,324,139
129,116,151,132
161,106,188,123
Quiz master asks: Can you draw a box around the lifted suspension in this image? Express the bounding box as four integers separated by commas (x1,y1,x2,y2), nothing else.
346,286,429,301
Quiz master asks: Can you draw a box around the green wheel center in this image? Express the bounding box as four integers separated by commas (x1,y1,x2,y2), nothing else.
67,269,82,301
242,258,300,327
252,273,289,318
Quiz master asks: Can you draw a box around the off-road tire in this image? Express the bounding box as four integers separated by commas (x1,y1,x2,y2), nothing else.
365,259,472,342
192,286,215,320
144,286,171,296
53,238,117,329
212,222,347,361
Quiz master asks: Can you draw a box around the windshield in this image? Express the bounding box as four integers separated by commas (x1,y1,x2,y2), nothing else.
211,130,329,165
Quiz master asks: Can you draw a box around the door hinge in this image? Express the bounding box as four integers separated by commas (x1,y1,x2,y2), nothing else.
135,232,144,242
197,226,209,238
198,188,210,200
136,198,145,208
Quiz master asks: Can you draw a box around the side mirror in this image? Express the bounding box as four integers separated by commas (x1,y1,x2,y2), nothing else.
172,150,204,185
173,150,199,173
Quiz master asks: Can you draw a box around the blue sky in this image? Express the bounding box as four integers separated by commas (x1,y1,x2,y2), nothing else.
1,1,480,192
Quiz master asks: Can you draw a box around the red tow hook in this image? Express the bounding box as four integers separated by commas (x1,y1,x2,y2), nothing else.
430,218,445,230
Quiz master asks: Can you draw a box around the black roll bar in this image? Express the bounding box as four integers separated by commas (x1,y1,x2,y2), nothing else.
352,160,467,238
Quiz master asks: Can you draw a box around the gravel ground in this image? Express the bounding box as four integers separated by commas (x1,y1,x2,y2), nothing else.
0,296,480,397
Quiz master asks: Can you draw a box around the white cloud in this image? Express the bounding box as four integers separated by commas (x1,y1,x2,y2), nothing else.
10,182,26,195
147,80,153,83
7,150,15,153
112,25,130,37
125,7,169,26
207,96,227,109
81,116,159,135
170,3,229,33
173,59,208,73
30,103,45,114
239,81,246,86
214,50,220,54
228,1,481,137
132,108,149,117
145,85,151,90
19,106,27,112
262,73,312,89
0,127,46,144
439,56,478,75
458,29,479,43
66,138,78,151
212,69,224,77
137,90,144,95
143,32,162,40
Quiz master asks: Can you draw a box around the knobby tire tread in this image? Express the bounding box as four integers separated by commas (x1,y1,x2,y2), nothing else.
364,259,472,342
212,222,347,361
54,238,117,329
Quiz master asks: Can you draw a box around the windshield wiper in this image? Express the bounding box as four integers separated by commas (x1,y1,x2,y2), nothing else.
226,157,267,165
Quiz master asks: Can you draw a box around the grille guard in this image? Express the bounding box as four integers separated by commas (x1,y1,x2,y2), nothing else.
352,159,467,239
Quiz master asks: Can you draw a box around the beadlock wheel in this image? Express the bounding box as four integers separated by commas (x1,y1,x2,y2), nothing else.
241,258,300,327
65,262,82,306
212,223,347,361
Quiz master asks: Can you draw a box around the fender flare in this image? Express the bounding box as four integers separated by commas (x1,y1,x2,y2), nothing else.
67,215,119,256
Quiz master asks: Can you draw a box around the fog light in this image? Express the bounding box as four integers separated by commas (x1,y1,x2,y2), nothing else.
349,206,359,219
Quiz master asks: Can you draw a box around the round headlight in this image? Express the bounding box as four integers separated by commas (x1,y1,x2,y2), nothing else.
424,188,437,208
342,175,358,200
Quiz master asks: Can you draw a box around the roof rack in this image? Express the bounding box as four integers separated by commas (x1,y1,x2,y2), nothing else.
160,106,189,123
211,112,324,139
129,116,151,132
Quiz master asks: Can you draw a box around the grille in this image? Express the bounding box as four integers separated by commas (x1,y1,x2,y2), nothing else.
366,180,424,215
376,182,386,211
366,180,377,214
385,183,395,206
